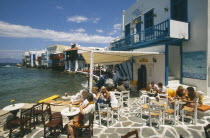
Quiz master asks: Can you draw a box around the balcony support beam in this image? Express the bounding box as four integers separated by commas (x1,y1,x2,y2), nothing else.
165,44,169,86
180,44,183,84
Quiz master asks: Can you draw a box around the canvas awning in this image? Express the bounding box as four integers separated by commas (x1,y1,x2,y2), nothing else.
80,50,163,92
81,50,162,64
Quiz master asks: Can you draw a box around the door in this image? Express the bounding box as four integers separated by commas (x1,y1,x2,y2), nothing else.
137,65,147,91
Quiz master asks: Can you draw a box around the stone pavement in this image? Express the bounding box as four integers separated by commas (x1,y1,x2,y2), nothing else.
1,98,209,138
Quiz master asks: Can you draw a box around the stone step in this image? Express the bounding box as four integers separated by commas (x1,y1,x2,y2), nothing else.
203,96,210,103
168,80,180,85
168,76,176,81
167,80,197,90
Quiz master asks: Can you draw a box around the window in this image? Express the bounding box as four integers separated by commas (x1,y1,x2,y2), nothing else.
125,23,130,37
144,9,154,37
171,0,187,22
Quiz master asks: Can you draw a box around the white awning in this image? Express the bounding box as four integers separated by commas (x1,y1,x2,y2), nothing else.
81,50,162,64
80,50,163,92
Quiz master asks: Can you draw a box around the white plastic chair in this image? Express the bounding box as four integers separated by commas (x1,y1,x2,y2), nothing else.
149,104,163,129
159,93,169,107
181,99,198,125
163,100,180,126
113,92,122,107
112,98,122,120
98,103,113,127
137,95,149,118
121,91,130,107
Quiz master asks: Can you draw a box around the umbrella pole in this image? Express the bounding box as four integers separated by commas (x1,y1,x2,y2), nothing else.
88,64,90,88
89,51,94,93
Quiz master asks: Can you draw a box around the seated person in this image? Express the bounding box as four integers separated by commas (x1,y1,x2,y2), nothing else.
92,86,99,102
176,86,187,100
78,89,89,107
117,81,126,92
148,82,159,91
67,93,95,138
96,86,111,105
185,87,203,107
157,82,167,94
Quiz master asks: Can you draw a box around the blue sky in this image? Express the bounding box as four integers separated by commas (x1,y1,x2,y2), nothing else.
0,0,135,60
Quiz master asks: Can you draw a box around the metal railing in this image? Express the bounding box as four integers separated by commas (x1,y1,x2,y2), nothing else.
110,19,170,50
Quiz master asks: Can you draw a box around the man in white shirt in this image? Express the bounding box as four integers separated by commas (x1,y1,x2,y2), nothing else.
148,82,159,91
157,82,167,94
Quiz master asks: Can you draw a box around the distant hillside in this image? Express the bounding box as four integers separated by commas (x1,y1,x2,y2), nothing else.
0,58,22,63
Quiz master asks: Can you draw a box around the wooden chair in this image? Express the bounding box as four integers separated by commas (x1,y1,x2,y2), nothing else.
73,112,94,138
32,102,43,128
121,129,139,138
42,104,63,138
204,123,210,138
43,103,62,119
9,108,32,138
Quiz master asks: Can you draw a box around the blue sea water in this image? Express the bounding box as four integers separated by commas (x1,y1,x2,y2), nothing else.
0,63,87,109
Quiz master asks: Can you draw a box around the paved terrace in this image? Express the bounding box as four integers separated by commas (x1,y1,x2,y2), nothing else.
0,98,210,138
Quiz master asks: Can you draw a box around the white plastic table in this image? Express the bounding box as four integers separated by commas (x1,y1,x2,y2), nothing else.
61,107,80,117
3,103,25,111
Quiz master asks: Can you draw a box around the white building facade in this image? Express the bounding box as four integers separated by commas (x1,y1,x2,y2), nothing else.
46,45,70,68
109,0,209,95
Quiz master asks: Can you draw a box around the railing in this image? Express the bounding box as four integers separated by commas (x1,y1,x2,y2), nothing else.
110,19,170,50
50,53,64,60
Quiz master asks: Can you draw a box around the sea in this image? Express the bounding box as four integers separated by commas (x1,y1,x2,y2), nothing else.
0,63,88,109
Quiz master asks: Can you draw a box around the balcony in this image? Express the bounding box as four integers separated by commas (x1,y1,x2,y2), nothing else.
110,19,189,51
50,53,64,60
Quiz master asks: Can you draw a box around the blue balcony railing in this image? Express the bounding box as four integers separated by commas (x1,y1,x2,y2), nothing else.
110,19,170,50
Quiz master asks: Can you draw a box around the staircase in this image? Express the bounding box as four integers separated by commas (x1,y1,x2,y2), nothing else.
167,79,196,90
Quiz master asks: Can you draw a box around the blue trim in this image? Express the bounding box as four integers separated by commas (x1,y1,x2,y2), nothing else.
165,44,169,86
180,45,183,83
110,19,188,51
131,59,134,81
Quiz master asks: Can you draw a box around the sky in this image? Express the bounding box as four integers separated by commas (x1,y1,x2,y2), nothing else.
0,0,136,60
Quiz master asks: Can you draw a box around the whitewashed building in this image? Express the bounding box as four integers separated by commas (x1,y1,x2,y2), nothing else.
46,45,70,68
109,0,209,95
28,50,46,68
64,44,104,71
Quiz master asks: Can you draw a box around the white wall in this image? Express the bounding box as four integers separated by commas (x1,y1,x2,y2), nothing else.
170,20,189,39
123,0,170,37
208,0,210,95
168,46,180,79
134,45,165,53
182,0,208,94
133,54,165,86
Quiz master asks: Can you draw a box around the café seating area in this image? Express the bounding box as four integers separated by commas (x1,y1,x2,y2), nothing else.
0,90,210,137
